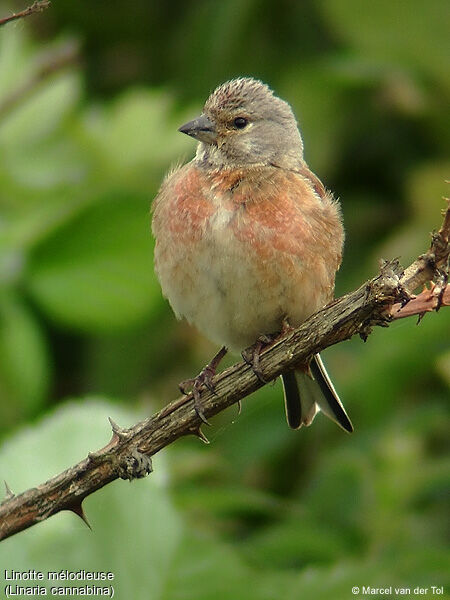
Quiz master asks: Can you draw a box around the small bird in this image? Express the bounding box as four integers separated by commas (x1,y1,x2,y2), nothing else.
152,77,353,432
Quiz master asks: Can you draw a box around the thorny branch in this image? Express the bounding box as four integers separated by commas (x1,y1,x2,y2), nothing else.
0,0,50,27
0,203,449,541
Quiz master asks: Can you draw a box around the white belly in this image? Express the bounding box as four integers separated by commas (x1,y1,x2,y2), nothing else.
155,207,322,352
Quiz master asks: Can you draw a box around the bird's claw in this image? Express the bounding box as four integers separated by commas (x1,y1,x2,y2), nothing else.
242,334,275,383
179,346,227,425
242,320,295,383
280,316,295,336
179,376,210,425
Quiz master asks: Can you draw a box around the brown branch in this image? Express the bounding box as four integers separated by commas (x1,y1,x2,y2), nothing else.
0,203,449,541
0,0,50,27
391,200,450,319
392,284,449,320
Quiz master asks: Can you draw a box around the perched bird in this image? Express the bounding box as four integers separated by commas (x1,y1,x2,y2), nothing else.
152,77,353,432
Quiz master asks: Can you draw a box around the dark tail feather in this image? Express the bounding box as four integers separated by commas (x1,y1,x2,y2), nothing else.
281,370,318,430
281,371,302,429
281,354,353,433
309,354,353,433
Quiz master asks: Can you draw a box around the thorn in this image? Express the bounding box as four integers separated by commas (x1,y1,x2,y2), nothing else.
192,427,210,444
108,417,129,440
416,312,427,324
236,400,242,416
4,480,15,500
66,501,92,530
359,325,370,342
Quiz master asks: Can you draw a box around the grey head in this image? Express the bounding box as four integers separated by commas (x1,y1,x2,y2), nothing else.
178,77,304,170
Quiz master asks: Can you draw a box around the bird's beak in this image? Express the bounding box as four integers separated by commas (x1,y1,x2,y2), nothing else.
178,114,217,144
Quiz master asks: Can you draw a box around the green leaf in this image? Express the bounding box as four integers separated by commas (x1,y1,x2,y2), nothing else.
342,310,450,426
0,70,81,149
374,162,450,266
0,400,298,600
2,138,88,191
0,292,49,423
0,398,446,598
280,65,346,173
320,0,449,89
0,27,33,97
165,532,296,600
290,548,449,600
0,400,184,600
81,88,192,175
26,193,161,332
241,517,352,568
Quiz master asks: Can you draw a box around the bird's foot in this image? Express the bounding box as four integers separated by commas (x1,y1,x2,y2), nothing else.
242,318,296,383
179,346,228,424
241,334,276,383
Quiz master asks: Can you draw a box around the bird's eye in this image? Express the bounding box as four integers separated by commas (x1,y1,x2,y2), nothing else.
233,117,248,129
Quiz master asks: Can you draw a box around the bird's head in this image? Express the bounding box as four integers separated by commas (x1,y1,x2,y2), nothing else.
178,77,304,170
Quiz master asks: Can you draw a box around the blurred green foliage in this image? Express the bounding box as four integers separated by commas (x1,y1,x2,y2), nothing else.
0,1,449,598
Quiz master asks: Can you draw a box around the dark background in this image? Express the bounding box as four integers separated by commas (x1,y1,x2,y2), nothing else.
0,1,448,598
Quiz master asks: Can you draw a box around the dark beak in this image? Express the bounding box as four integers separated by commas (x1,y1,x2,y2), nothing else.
178,114,217,144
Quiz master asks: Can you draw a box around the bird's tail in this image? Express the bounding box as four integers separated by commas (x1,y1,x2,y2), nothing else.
281,354,353,432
